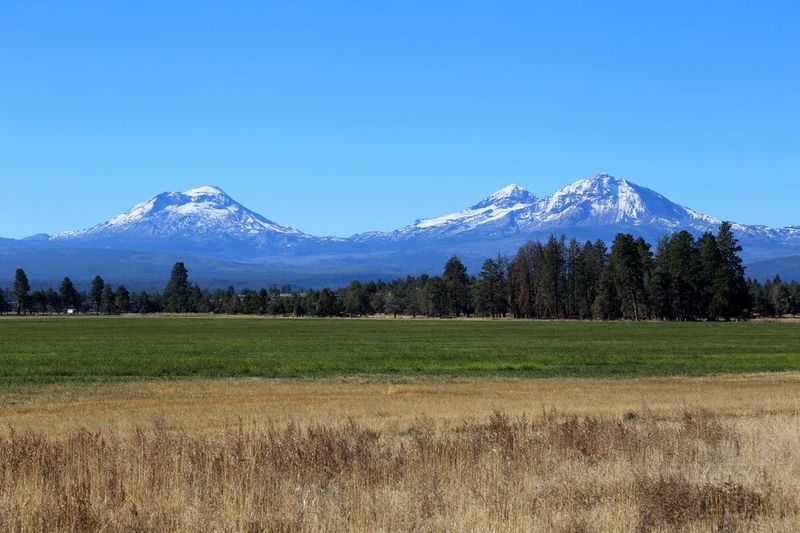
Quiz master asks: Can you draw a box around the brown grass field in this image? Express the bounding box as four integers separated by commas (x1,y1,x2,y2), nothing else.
2,374,800,531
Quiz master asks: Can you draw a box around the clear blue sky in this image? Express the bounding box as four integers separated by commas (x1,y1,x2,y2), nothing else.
1,1,798,238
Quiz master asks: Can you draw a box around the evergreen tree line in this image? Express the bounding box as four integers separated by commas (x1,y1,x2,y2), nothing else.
2,223,799,320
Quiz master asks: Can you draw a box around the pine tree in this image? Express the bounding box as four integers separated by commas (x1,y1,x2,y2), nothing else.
221,286,243,314
576,240,606,319
45,288,62,314
770,276,791,317
592,265,620,320
316,288,337,317
164,262,191,313
715,222,751,320
476,257,508,317
302,290,318,316
509,241,542,318
13,268,31,315
0,288,7,314
343,280,368,316
610,234,647,321
59,277,81,311
666,231,701,320
425,276,448,317
697,232,723,320
114,285,131,313
649,237,674,320
369,289,385,316
30,290,47,314
100,285,115,314
442,256,470,317
538,236,566,318
89,275,105,313
137,291,152,314
403,286,422,317
790,283,800,316
266,286,283,315
758,277,775,317
564,239,582,318
292,294,307,317
635,237,653,318
190,284,209,313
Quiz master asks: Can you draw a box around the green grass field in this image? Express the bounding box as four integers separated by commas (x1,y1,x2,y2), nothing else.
0,316,799,386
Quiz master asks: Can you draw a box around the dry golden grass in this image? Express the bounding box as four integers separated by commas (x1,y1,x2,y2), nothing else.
1,375,800,531
3,373,800,435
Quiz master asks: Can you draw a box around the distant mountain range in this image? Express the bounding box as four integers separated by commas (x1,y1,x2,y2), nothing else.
2,174,799,287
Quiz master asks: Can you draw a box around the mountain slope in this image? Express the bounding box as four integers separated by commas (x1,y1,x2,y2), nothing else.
392,184,538,238
745,256,800,281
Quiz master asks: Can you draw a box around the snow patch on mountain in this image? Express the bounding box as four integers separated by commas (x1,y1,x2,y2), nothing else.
414,202,533,230
471,183,537,209
184,185,226,197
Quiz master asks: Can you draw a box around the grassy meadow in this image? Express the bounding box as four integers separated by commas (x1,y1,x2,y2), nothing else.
0,315,800,386
2,375,800,531
3,316,800,531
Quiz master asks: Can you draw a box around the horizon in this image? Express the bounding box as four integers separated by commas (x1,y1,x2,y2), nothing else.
1,1,798,239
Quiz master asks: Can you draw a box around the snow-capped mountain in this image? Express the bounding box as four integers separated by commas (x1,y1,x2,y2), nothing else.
385,174,800,252
397,174,701,236
527,175,698,228
5,173,800,285
52,185,313,256
42,175,800,257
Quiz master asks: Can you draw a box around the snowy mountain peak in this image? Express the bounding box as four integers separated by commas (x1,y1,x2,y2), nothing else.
472,183,537,209
494,183,526,197
53,185,307,246
184,185,226,197
538,174,685,225
553,174,633,197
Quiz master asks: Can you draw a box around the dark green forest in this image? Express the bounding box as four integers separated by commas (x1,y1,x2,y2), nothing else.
2,223,799,320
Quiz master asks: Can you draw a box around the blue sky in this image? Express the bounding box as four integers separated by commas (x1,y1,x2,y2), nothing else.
1,1,798,238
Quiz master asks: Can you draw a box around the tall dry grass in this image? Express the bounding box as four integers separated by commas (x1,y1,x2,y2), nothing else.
1,407,798,531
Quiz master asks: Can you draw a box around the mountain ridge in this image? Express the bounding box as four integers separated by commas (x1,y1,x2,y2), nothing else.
32,175,800,246
4,174,800,285
355,174,799,248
